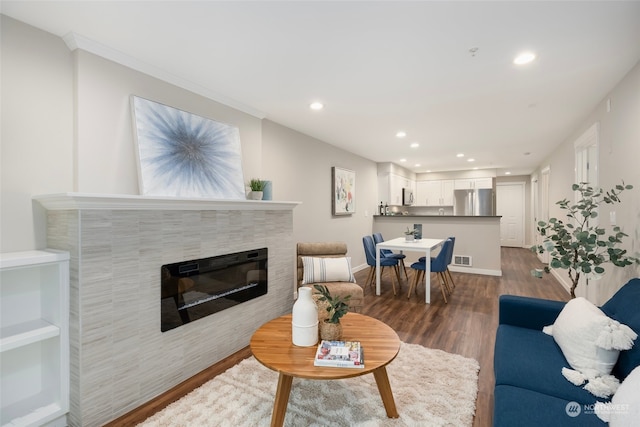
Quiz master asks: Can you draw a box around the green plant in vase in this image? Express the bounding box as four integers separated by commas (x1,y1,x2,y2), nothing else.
404,227,417,241
248,178,266,200
531,181,638,298
313,284,350,340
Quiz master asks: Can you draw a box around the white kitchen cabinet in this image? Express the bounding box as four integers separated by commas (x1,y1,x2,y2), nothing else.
416,180,454,206
1,250,69,427
378,173,414,206
454,177,494,190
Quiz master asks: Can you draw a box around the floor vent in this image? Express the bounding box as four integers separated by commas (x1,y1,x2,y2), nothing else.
453,255,472,267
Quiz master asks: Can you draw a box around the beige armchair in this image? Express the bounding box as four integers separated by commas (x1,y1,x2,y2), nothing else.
296,242,364,313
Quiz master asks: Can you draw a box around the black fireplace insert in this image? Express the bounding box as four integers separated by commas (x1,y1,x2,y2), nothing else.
161,248,267,332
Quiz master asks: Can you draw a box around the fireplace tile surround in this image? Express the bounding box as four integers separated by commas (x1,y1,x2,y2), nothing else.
35,193,299,427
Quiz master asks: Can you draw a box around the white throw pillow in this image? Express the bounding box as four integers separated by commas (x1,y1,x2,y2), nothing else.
544,297,637,398
301,257,355,285
595,366,640,426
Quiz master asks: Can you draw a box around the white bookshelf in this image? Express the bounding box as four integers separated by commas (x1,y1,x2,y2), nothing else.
0,250,69,427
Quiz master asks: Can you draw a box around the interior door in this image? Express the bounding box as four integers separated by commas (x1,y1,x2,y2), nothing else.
497,183,525,247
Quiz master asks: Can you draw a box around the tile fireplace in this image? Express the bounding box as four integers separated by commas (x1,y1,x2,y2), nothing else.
35,193,299,427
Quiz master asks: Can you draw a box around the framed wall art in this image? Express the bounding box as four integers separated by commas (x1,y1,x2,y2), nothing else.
131,96,246,199
332,167,355,215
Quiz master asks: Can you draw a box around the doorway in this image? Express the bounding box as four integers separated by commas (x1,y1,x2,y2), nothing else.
497,182,525,247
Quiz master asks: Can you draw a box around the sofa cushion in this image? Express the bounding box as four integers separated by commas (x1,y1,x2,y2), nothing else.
494,385,606,427
499,294,566,330
495,324,609,404
595,365,640,425
601,278,640,379
545,297,636,377
301,256,355,285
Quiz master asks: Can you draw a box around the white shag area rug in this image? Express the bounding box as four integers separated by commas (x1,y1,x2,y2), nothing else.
138,342,480,427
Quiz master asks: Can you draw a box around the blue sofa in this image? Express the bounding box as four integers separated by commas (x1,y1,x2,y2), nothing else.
493,278,640,426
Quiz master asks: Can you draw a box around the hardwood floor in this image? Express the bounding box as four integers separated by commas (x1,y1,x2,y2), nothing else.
107,247,569,427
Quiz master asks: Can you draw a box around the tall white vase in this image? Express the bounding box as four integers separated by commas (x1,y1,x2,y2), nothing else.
292,287,318,347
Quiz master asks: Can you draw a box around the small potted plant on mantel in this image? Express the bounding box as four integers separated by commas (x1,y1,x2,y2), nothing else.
248,178,266,200
313,285,351,341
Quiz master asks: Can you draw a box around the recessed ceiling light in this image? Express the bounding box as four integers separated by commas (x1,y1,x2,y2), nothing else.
399,158,407,162
467,158,475,162
396,131,407,138
414,163,421,167
514,51,536,65
426,170,432,173
505,171,512,175
473,167,479,170
456,153,464,158
309,102,324,110
410,142,419,148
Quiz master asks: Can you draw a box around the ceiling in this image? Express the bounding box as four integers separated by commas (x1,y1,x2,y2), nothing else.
3,1,640,176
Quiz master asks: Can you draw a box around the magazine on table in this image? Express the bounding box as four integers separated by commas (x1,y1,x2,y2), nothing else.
314,340,364,368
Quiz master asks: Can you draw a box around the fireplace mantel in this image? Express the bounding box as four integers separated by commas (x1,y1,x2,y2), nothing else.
34,192,300,211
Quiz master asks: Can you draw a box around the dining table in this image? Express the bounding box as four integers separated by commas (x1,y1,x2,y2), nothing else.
375,237,445,303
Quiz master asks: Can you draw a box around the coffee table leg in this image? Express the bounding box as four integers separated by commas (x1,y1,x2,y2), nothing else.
372,366,399,418
270,373,293,427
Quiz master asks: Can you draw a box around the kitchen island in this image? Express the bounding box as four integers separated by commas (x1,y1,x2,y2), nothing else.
373,215,501,276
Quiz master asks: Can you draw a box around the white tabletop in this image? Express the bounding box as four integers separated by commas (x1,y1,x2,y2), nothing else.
375,237,445,304
376,237,444,251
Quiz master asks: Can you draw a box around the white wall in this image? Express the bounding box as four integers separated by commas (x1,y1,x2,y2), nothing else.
533,60,640,304
1,17,376,270
262,119,377,269
1,15,74,252
73,49,262,194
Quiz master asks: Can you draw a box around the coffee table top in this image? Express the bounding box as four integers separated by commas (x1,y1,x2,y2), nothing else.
250,312,400,380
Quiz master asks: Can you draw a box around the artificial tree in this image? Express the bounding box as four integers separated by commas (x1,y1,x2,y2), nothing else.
532,181,638,298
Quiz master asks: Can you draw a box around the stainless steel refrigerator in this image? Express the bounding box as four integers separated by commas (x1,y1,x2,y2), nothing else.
453,188,495,216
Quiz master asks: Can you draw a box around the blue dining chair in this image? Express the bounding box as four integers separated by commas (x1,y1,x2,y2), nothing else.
419,236,456,292
408,238,453,303
372,232,408,279
362,235,401,295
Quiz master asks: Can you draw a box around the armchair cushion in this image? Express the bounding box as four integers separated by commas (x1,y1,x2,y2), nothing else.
296,242,363,313
301,256,355,285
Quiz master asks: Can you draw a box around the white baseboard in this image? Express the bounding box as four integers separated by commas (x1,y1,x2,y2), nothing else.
352,263,369,273
448,265,503,276
549,268,572,294
352,263,502,276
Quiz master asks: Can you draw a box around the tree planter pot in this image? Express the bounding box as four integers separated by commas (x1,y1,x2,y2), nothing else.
405,234,415,242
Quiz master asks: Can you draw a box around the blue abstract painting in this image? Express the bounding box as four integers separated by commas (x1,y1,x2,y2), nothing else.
131,96,245,199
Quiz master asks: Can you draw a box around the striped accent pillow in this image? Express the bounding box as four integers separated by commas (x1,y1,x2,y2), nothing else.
301,257,355,285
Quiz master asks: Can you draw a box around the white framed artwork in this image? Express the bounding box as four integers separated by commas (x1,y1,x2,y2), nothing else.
131,96,245,199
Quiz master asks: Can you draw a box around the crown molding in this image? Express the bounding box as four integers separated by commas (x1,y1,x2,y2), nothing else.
62,32,266,120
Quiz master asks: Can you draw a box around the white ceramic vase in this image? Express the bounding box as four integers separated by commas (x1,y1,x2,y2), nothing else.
249,191,263,200
292,287,318,347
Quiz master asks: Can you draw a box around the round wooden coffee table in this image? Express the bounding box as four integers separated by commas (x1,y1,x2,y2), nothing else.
250,312,400,427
